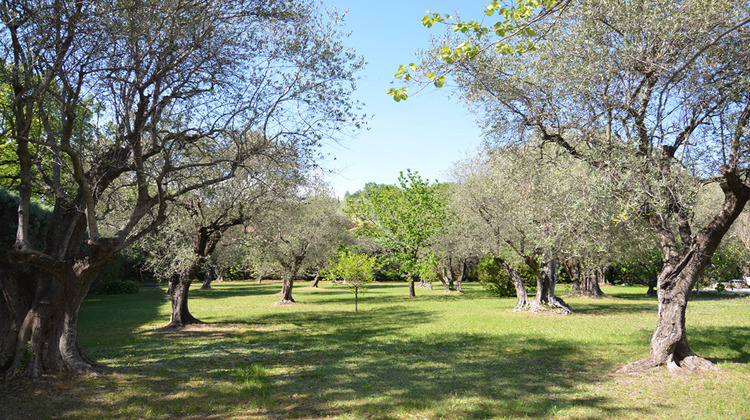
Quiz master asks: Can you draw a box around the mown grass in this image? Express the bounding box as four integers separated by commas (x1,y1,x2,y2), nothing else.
2,281,750,419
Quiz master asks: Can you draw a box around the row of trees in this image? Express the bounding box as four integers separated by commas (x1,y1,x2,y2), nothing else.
392,0,750,374
0,0,363,377
2,0,749,380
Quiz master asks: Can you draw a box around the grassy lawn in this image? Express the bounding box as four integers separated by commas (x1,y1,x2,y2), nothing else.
2,281,750,419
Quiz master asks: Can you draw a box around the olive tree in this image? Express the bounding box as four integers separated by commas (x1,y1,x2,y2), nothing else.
0,0,362,377
143,144,302,329
418,0,750,372
248,184,352,304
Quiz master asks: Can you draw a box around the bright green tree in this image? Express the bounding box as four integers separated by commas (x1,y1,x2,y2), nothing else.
345,170,452,297
326,250,377,313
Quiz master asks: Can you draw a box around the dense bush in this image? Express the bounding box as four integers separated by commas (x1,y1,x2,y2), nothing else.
607,251,663,286
702,243,745,283
89,280,140,295
225,264,254,281
477,255,536,297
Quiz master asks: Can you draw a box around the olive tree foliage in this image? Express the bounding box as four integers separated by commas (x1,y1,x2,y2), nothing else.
451,144,624,312
141,141,303,329
248,183,352,304
0,0,363,377
345,170,452,298
429,184,482,294
424,0,750,373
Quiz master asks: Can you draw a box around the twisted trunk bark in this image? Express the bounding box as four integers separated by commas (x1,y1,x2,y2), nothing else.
566,260,606,298
164,272,202,330
277,275,295,304
619,172,750,373
310,270,321,288
493,256,529,311
2,255,108,378
528,255,572,314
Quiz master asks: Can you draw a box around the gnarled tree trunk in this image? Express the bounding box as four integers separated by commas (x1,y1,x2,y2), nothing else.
566,260,607,298
165,272,202,330
3,247,113,378
310,270,321,288
277,275,295,304
528,254,572,314
619,175,750,374
200,271,213,290
493,256,529,311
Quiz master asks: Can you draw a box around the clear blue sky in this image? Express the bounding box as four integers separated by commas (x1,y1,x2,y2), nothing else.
318,1,485,197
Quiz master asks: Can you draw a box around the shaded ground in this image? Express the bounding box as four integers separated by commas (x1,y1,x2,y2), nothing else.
1,282,749,419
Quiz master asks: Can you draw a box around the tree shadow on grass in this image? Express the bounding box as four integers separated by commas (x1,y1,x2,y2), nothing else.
62,305,654,418
186,281,285,300
689,326,750,364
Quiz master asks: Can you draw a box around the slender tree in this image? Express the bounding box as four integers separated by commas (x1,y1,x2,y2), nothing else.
345,171,452,297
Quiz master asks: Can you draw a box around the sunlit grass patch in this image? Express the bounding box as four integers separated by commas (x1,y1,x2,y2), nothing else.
1,282,749,419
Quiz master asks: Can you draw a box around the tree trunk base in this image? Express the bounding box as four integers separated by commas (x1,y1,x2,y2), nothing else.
274,298,295,305
513,300,530,312
162,315,204,331
616,355,719,375
529,298,572,314
529,301,548,313
568,290,608,298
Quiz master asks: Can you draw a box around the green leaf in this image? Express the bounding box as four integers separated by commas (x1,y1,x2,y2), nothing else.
434,76,447,88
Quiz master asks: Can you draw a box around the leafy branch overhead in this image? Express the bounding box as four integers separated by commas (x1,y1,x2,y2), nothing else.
387,0,561,102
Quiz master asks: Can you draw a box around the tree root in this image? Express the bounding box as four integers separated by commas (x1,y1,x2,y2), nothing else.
529,301,548,313
667,355,720,375
528,300,572,314
274,298,295,305
513,301,530,312
616,355,720,375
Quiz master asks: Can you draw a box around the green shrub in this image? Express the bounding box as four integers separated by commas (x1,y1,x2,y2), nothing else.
478,255,515,297
90,280,140,295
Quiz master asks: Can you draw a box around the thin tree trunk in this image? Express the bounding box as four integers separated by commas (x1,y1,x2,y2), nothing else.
440,262,452,293
310,270,321,288
408,278,416,298
646,273,657,296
